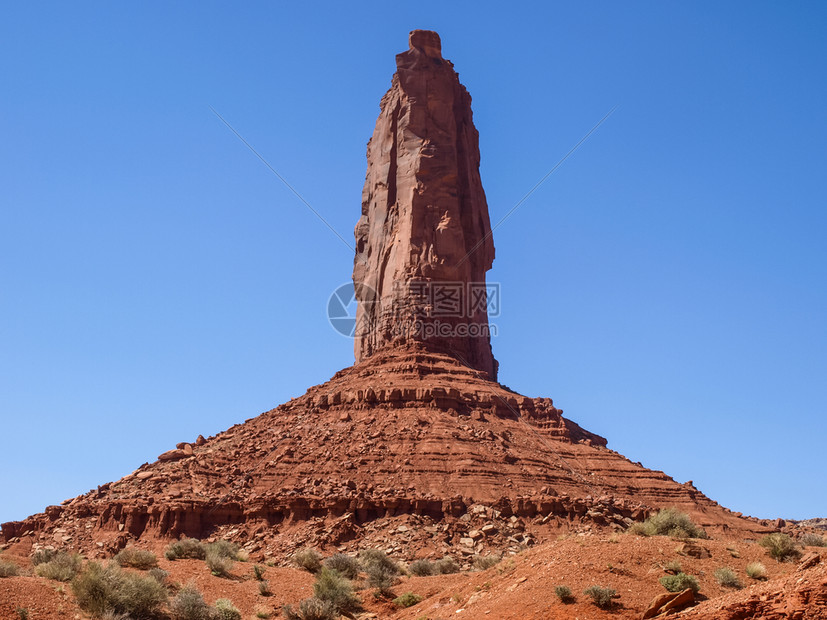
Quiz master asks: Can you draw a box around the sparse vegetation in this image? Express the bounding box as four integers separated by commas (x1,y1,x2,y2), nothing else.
72,561,167,619
409,559,435,576
255,610,271,620
213,599,241,620
0,559,21,577
323,553,360,579
206,549,234,578
31,548,58,566
283,598,338,620
313,566,360,612
555,585,574,603
208,540,239,560
434,556,460,575
165,538,206,561
760,533,801,562
801,533,827,547
664,560,682,574
393,592,423,608
583,585,616,609
292,548,323,573
359,549,401,594
746,561,768,580
34,551,83,582
148,567,168,585
16,608,28,620
114,548,158,570
253,564,266,580
258,579,271,596
630,508,708,539
169,587,212,620
659,572,700,593
473,554,501,570
714,567,742,588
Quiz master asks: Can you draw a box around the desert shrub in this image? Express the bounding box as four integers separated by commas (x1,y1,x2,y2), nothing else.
165,538,206,561
255,611,271,620
631,508,707,539
555,585,574,603
34,551,83,582
583,585,616,609
746,561,767,580
147,568,168,585
324,553,360,579
408,559,435,576
258,579,271,596
659,572,700,593
292,548,323,573
434,556,460,575
283,597,338,620
393,592,423,608
313,566,360,612
72,561,167,619
206,546,234,577
0,559,20,577
801,533,827,547
714,567,742,588
114,548,157,570
169,586,212,620
31,548,58,566
207,540,239,560
253,564,266,580
213,599,241,620
358,549,399,575
16,608,28,620
664,560,682,574
760,533,801,562
473,554,501,570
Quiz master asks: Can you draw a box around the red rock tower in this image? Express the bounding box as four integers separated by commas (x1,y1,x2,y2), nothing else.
353,30,498,379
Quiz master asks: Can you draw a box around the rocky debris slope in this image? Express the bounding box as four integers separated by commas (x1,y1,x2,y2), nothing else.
354,29,497,379
2,346,765,561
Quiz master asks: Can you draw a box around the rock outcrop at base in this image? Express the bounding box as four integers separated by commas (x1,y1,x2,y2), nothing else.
354,30,497,379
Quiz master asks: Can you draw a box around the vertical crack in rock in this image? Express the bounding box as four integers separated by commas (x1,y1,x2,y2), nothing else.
354,30,498,379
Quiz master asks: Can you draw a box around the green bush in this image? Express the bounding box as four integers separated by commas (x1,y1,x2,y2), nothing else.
408,559,435,576
206,546,234,577
555,585,574,603
165,538,206,561
358,549,399,575
324,553,360,579
313,566,360,612
746,561,767,580
114,548,157,570
760,533,801,562
169,587,212,620
434,556,460,574
473,554,501,570
283,597,338,620
659,572,700,593
207,540,239,560
258,579,271,596
393,592,423,608
292,548,323,573
800,533,827,547
714,567,742,588
34,551,83,582
31,548,58,566
631,508,707,539
253,564,266,580
583,585,616,609
213,599,241,620
147,568,168,585
0,559,20,577
72,561,167,619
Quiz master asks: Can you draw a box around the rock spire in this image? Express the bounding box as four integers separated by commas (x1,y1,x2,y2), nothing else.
353,30,498,379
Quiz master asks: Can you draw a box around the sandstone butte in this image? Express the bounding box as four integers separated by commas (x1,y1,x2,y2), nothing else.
2,30,826,620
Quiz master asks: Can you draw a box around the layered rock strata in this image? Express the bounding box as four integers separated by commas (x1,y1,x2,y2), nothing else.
354,30,497,379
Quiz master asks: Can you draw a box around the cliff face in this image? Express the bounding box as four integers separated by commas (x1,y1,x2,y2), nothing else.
354,30,497,379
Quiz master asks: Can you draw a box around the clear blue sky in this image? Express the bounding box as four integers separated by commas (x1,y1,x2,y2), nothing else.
2,2,825,524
